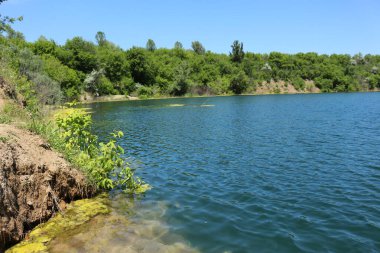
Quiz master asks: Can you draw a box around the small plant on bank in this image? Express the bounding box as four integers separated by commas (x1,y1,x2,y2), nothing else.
53,105,149,193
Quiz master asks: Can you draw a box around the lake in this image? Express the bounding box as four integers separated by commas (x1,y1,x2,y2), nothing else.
83,93,380,253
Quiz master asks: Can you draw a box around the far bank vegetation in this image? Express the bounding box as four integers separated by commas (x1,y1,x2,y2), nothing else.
1,25,380,105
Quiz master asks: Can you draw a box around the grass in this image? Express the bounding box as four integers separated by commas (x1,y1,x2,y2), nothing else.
0,101,30,124
0,135,10,142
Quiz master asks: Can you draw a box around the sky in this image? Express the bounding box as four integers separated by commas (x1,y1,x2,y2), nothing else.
1,0,380,54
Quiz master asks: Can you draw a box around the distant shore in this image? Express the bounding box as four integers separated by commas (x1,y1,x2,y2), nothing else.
79,88,379,105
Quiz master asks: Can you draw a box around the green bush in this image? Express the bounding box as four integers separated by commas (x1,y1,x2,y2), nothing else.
136,85,154,98
42,55,82,99
209,77,230,94
30,72,63,105
18,48,43,77
291,77,305,90
54,107,149,193
315,77,333,92
98,76,117,95
229,71,248,94
368,75,380,89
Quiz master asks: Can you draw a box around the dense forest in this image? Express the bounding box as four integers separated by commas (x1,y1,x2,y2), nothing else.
1,6,380,108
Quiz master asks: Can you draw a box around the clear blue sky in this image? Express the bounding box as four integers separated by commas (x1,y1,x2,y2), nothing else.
1,0,379,54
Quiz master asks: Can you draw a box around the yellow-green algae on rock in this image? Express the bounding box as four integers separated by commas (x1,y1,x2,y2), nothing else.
6,194,110,253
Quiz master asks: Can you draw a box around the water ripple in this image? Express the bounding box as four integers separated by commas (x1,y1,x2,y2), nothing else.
87,93,380,253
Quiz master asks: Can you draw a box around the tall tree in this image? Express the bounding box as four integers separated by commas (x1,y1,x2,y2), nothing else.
230,40,244,63
64,37,97,73
174,41,183,49
172,62,191,96
191,41,205,55
126,47,155,85
95,31,107,47
146,39,156,52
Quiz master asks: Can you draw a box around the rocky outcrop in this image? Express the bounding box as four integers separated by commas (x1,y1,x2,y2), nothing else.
0,124,96,251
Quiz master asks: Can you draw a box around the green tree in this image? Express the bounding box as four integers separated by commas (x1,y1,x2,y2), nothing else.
95,31,107,47
64,37,97,73
230,40,244,63
84,69,109,95
146,39,156,52
368,75,380,89
191,41,205,55
174,41,183,49
32,36,57,55
98,48,127,83
171,61,191,96
126,47,155,85
42,54,82,99
173,41,186,59
5,27,24,40
17,49,63,105
291,76,305,90
229,71,248,94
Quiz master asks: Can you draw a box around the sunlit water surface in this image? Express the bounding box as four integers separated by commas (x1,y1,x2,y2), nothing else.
77,93,380,253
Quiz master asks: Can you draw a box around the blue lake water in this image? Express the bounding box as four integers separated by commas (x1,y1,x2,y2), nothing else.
86,93,380,253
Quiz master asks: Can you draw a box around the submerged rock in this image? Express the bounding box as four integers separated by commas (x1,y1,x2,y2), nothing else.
46,197,198,253
0,124,96,251
6,192,200,253
6,195,110,253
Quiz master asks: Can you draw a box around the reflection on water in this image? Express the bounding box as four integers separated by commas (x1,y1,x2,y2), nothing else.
50,195,199,253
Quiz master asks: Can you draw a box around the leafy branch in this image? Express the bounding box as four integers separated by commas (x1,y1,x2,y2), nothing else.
55,105,149,193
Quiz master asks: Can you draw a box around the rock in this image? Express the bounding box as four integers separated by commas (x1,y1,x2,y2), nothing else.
58,200,66,211
39,143,51,150
0,124,96,251
6,195,110,253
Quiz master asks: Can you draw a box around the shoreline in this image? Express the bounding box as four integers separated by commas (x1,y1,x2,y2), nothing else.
0,124,97,251
79,89,379,105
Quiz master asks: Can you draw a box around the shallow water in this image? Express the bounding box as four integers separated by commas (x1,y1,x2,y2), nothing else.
84,93,380,253
49,196,198,253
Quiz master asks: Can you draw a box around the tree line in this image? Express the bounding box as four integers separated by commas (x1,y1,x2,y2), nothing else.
1,21,380,106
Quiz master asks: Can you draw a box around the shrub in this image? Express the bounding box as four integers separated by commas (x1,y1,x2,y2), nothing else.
315,77,333,92
119,76,135,95
368,75,380,89
54,107,149,193
98,76,117,95
42,55,82,99
209,77,230,94
136,85,154,98
18,48,43,78
291,77,305,90
30,73,63,105
229,71,248,94
0,101,29,123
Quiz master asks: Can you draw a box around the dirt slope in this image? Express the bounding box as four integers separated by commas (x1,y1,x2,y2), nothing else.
0,124,96,251
254,80,321,94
